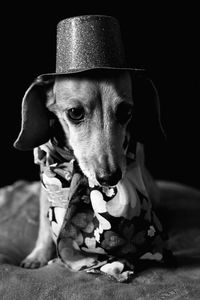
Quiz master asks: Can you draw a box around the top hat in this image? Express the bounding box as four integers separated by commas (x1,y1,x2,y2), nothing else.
14,15,148,151
38,15,142,79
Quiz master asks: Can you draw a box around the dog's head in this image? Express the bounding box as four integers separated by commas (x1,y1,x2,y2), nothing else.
14,70,164,187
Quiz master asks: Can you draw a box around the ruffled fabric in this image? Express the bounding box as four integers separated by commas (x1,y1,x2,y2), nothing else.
34,140,170,282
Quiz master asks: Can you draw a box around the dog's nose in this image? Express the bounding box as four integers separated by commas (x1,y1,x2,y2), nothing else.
96,168,122,187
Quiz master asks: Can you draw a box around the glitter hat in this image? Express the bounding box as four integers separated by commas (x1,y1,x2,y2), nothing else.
14,15,149,151
38,15,142,79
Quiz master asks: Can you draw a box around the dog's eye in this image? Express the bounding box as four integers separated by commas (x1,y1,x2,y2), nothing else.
67,107,85,122
116,102,133,125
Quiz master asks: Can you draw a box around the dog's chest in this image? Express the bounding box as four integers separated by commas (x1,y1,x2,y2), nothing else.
40,152,161,253
34,142,168,279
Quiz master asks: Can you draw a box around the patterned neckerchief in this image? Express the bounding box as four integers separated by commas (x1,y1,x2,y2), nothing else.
34,138,170,282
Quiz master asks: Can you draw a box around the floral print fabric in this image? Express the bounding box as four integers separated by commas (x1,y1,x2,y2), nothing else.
34,141,169,282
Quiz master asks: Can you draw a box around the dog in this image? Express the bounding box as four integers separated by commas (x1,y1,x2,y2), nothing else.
14,15,170,282
14,69,169,281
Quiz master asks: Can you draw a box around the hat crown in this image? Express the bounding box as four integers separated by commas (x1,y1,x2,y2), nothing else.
56,15,128,73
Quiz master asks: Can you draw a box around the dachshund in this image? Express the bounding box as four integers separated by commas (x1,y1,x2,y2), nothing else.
14,69,168,281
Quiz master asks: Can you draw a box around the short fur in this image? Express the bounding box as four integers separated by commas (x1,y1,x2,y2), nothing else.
15,70,164,268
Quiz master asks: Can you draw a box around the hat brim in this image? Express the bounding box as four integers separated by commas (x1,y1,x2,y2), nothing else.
35,66,145,82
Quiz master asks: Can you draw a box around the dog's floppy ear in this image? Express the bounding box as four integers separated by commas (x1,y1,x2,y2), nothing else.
14,78,53,151
130,73,166,145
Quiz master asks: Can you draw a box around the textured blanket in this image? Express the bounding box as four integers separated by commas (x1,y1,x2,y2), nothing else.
0,180,200,299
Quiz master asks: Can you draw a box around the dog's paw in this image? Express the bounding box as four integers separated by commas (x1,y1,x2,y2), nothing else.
21,257,47,269
20,246,53,269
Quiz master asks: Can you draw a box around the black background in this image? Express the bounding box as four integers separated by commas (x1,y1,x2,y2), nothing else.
1,3,199,189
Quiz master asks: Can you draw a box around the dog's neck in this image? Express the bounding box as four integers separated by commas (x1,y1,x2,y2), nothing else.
38,137,148,198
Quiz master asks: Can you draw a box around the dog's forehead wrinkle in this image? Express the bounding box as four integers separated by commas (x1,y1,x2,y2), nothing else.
53,77,101,111
52,75,133,122
55,77,98,97
99,76,133,107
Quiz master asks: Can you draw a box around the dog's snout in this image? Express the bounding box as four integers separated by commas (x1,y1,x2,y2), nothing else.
96,168,122,187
